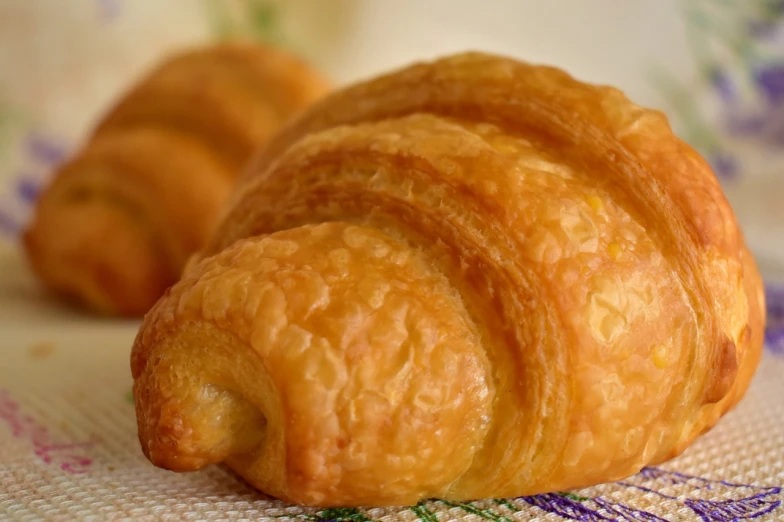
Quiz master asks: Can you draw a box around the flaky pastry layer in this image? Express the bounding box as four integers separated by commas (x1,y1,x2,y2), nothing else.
132,52,765,506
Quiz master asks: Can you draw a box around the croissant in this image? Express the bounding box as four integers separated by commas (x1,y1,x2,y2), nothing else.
131,52,765,507
23,42,329,316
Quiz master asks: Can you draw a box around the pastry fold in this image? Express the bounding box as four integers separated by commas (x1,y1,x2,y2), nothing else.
24,43,329,315
131,52,765,506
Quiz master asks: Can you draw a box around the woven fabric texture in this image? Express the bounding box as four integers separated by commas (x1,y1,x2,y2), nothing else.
1,314,783,521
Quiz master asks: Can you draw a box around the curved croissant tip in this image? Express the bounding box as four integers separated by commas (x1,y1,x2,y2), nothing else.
134,377,267,473
141,430,213,473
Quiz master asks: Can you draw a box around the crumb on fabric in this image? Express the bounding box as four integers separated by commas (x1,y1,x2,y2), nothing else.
28,341,55,359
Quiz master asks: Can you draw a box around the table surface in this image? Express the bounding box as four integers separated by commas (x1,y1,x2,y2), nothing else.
1,244,783,522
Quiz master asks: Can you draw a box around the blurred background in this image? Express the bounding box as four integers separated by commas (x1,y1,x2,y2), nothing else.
0,0,782,274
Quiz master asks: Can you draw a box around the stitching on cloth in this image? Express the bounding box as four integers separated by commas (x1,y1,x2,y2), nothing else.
0,129,66,240
766,284,784,356
0,388,96,474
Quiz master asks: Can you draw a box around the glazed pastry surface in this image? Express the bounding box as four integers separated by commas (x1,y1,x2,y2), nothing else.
24,43,329,315
132,52,765,506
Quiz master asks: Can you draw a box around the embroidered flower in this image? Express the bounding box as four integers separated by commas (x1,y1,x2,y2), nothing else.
766,285,784,355
655,0,784,181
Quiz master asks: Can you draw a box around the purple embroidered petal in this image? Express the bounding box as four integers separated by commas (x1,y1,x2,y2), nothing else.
722,65,784,146
709,151,738,180
766,286,784,313
16,178,40,204
684,494,782,521
726,114,767,137
710,69,736,103
755,64,784,104
766,328,784,355
723,107,784,146
522,493,611,520
640,468,782,493
25,133,66,166
766,285,784,355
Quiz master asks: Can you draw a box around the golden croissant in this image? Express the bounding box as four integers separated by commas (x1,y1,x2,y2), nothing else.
24,42,329,316
131,52,765,507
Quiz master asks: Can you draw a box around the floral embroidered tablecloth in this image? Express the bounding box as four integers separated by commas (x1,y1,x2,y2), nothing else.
1,1,783,521
1,267,782,521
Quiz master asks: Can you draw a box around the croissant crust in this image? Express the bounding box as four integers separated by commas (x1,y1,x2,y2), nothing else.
24,43,329,315
131,52,765,506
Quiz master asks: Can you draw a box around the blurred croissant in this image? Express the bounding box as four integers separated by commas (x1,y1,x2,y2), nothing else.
24,42,329,315
131,52,765,506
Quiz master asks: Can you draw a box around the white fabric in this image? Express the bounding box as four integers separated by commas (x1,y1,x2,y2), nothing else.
1,246,782,521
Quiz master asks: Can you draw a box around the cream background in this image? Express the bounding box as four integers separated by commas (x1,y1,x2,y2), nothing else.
1,0,781,273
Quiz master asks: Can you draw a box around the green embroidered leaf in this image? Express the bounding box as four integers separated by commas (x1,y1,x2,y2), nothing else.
411,501,439,522
206,0,286,46
247,1,279,41
493,498,521,512
315,507,373,522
